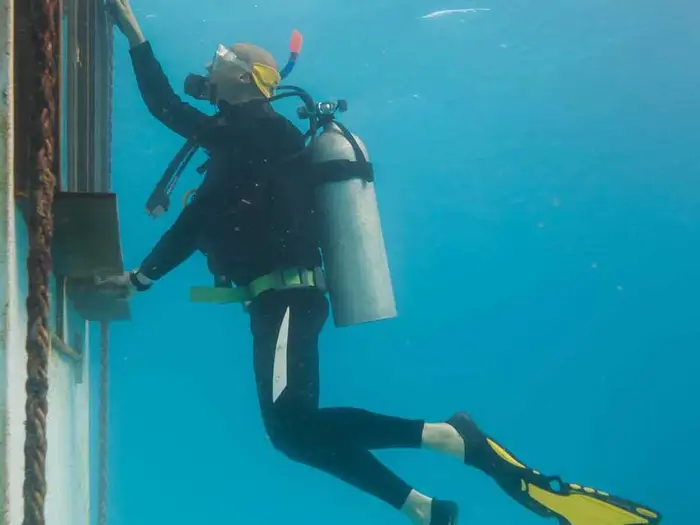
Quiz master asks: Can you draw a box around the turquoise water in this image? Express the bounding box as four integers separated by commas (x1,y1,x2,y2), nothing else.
97,1,698,523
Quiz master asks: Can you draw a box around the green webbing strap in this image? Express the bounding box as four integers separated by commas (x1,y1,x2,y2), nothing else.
189,267,320,304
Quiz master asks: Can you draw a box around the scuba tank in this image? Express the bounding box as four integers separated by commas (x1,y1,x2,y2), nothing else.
302,102,397,327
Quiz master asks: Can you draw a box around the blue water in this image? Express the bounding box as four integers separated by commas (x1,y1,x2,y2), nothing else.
95,1,699,523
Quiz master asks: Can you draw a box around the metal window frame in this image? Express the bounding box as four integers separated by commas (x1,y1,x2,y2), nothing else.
65,0,113,193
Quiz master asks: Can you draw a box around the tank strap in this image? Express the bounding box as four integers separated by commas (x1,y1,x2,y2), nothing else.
313,159,374,184
189,266,326,304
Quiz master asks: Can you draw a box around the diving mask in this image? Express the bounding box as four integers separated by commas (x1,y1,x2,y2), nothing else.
209,44,281,99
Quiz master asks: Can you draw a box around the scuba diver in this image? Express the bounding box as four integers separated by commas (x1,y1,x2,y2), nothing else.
102,1,662,524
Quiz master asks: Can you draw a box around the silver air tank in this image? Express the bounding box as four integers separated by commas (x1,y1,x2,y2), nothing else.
311,121,397,327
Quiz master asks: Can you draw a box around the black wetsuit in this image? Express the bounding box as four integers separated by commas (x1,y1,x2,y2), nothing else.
130,41,425,510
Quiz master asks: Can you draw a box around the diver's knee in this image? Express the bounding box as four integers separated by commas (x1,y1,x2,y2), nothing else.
264,411,315,462
266,423,296,457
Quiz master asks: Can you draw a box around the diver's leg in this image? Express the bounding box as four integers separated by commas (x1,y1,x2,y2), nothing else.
249,289,458,525
249,288,429,451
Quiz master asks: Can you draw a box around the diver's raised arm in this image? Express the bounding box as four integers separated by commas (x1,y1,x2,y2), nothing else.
106,0,214,140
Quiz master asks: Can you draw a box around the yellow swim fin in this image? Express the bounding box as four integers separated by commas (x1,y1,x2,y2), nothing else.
447,413,662,525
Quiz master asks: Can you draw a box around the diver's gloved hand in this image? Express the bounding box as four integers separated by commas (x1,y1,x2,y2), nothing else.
95,269,153,299
105,0,146,47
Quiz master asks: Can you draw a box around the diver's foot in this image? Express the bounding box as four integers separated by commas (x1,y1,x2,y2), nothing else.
421,422,465,460
445,412,492,470
402,491,459,525
430,499,459,525
446,413,552,515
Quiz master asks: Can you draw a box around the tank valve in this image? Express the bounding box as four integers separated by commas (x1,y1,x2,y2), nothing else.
297,99,348,120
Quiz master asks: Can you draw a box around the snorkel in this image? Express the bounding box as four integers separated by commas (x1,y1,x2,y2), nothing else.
279,29,303,80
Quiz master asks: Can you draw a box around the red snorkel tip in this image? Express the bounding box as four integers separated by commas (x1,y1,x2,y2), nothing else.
280,29,303,79
290,29,303,54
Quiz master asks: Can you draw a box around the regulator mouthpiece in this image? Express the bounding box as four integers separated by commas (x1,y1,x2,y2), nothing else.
184,73,211,101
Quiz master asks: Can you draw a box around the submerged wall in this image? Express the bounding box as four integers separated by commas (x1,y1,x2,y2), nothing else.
0,2,93,524
0,176,93,525
1,216,93,525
